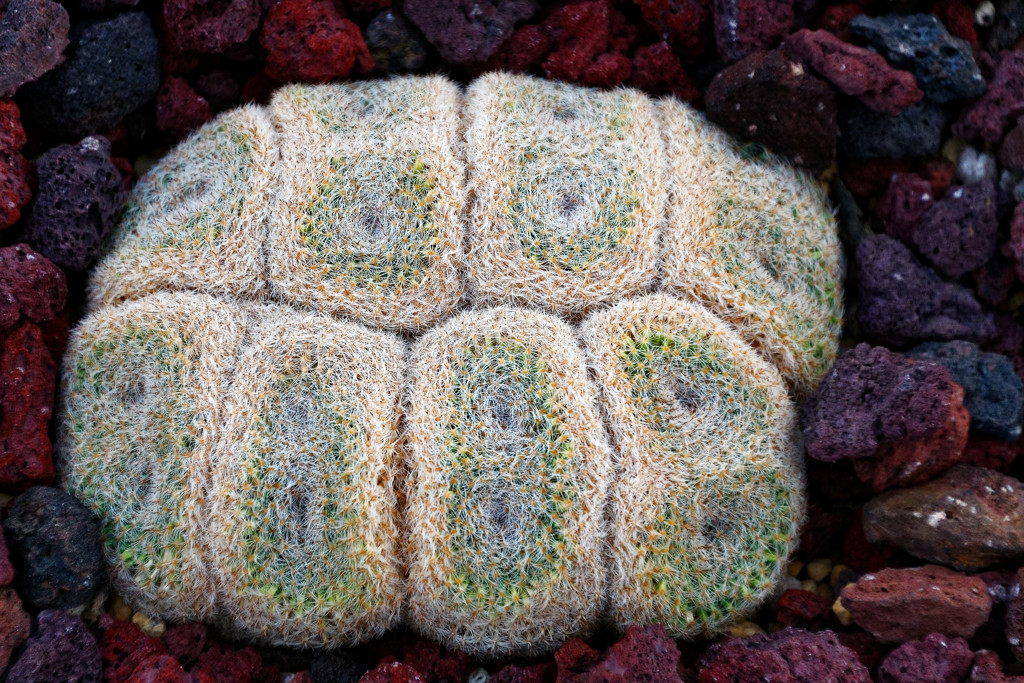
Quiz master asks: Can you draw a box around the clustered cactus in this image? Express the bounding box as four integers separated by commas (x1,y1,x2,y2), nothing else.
58,73,842,657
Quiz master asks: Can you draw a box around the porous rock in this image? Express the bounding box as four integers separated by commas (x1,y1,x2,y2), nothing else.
259,0,373,83
566,625,683,682
862,465,1024,570
491,663,554,683
629,41,701,103
0,0,69,98
714,0,794,64
876,632,973,683
0,99,32,231
841,565,991,643
988,0,1024,52
697,627,871,682
855,234,995,347
365,9,428,73
912,180,998,279
156,76,213,138
192,646,279,682
3,485,105,609
876,172,934,246
0,587,29,672
99,616,168,683
633,0,712,60
163,622,206,670
359,661,426,683
160,0,260,55
840,99,947,159
308,648,375,683
404,0,536,65
0,243,66,330
5,610,103,682
540,0,635,88
968,649,1024,683
1009,567,1023,663
776,589,831,629
1000,118,1024,174
403,636,473,683
954,51,1024,143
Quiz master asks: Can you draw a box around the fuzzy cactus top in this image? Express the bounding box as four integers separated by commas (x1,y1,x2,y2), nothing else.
58,73,843,657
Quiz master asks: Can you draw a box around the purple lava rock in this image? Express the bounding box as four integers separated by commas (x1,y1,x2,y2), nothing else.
955,50,1024,144
912,179,998,279
5,609,102,682
23,136,125,273
3,486,106,610
160,0,260,55
782,28,922,115
876,172,934,246
705,48,836,171
968,650,1024,683
713,0,794,64
840,99,947,159
877,632,973,683
697,628,871,682
0,244,66,330
1009,567,1023,663
856,234,995,347
0,0,69,98
848,13,985,103
1000,117,1024,174
404,0,537,65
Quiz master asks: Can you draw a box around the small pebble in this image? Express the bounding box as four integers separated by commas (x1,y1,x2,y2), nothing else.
110,594,133,622
806,558,833,583
833,597,853,626
787,561,805,578
957,146,998,184
728,621,767,637
132,611,167,638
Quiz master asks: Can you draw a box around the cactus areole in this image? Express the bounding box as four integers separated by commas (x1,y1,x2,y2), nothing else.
57,73,843,656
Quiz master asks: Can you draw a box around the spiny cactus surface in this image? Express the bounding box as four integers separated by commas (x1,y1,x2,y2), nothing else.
58,72,842,656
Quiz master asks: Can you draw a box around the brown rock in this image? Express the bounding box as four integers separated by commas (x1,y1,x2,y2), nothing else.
0,586,30,671
841,565,991,643
968,650,1024,683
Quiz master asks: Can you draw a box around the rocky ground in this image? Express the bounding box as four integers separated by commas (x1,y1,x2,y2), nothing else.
1,0,1024,681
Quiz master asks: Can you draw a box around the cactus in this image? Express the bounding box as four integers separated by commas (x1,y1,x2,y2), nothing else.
579,293,805,635
404,306,612,656
56,73,843,656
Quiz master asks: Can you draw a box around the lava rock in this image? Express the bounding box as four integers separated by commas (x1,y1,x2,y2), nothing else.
924,157,957,197
160,0,260,55
23,136,124,273
841,565,991,643
0,100,32,231
876,172,934,245
259,0,374,83
18,12,160,140
127,655,191,682
697,627,871,682
855,234,995,347
359,661,426,683
781,29,922,115
961,436,1022,473
634,0,712,60
192,646,280,682
309,648,375,683
912,179,998,279
842,158,913,196
404,0,536,65
193,69,241,112
876,632,973,683
540,0,636,88
0,244,66,330
0,531,11,586
968,650,1024,682
403,636,473,683
0,587,29,672
705,49,836,171
0,0,69,98
931,0,977,46
484,22,550,72
1000,118,1024,174
801,343,969,490
848,13,985,103
492,663,554,683
714,0,794,64
776,589,832,629
1011,204,1024,284
862,465,1024,570
156,76,212,138
907,341,1024,440
5,610,103,682
3,486,105,609
629,41,702,104
570,625,683,682
0,322,57,491
99,616,168,683
163,622,206,670
954,51,1024,144
1008,567,1023,662
840,99,947,159
365,9,428,73
989,0,1024,54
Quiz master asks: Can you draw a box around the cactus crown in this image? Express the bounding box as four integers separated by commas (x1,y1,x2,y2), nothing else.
59,73,839,656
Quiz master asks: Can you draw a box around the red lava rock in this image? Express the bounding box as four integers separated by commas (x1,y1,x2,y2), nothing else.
876,173,934,246
6,609,103,682
800,343,969,491
1009,567,1024,663
156,76,213,139
541,0,635,87
289,673,314,683
0,322,57,491
1000,117,1024,173
962,437,1021,473
259,0,373,83
776,589,831,629
968,649,1024,683
841,565,992,643
836,630,891,673
193,69,241,112
131,655,192,683
359,661,427,683
99,616,168,683
163,622,206,670
0,100,31,232
798,499,852,559
913,179,998,279
0,587,30,672
567,625,683,683
817,2,861,40
192,646,279,683
0,531,12,585
842,508,895,572
634,0,713,60
924,157,957,198
931,0,978,45
954,50,1024,143
714,0,794,63
402,636,472,683
629,41,701,104
705,48,836,171
348,0,391,13
841,158,913,196
404,0,537,65
697,627,871,682
0,244,66,330
0,0,70,97
863,465,1024,570
485,23,551,72
491,662,554,683
555,638,602,678
782,29,922,115
877,632,973,683
160,0,260,55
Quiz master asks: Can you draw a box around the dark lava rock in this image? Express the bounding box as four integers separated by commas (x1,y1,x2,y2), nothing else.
156,76,212,138
163,622,206,670
0,100,32,231
484,22,550,73
841,565,991,643
697,627,870,682
492,663,554,683
634,0,712,60
706,48,836,171
192,645,280,682
404,0,536,65
776,589,831,629
5,609,102,682
989,0,1024,53
365,9,428,73
629,41,702,104
912,179,998,279
0,587,29,672
1011,204,1024,285
540,0,636,88
193,69,240,112
1000,118,1024,174
908,341,1024,440
0,529,11,585
955,51,1024,144
842,158,913,197
0,244,66,330
862,465,1024,570
18,12,159,140
840,99,947,159
782,29,922,115
961,436,1022,473
855,234,995,347
309,648,375,683
714,0,794,64
0,0,69,98
801,343,969,490
23,136,124,273
160,0,260,55
848,13,985,103
357,661,425,683
876,172,934,245
0,322,57,491
404,636,472,683
1006,567,1023,662
3,486,105,609
877,632,973,683
259,0,373,83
